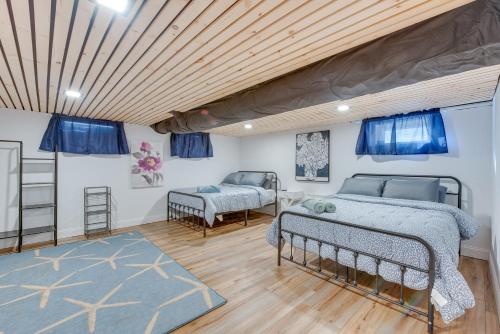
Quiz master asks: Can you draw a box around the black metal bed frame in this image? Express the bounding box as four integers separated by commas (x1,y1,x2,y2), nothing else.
277,173,463,334
167,171,278,237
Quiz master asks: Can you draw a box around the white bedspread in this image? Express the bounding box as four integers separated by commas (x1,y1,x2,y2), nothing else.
169,184,275,225
267,194,479,323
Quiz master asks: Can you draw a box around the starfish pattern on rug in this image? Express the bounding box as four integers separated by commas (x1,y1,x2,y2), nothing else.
80,247,139,271
13,248,93,272
0,271,16,289
123,236,149,248
125,254,174,281
0,272,92,308
36,283,140,334
145,275,214,334
0,232,226,333
164,276,214,310
79,235,121,248
0,284,15,290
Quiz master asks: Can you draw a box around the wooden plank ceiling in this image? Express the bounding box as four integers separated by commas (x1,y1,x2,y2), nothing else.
211,64,500,136
0,0,474,126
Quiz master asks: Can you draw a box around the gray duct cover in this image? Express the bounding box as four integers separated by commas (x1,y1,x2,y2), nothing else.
152,0,500,134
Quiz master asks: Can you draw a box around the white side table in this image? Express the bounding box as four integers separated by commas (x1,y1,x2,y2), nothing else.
278,190,305,212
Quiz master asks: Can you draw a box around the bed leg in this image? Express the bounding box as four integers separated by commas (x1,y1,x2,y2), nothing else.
277,236,281,266
277,214,282,266
203,219,206,238
244,210,248,226
428,251,435,334
428,301,434,333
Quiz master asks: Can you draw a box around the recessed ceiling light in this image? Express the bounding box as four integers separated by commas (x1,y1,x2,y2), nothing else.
337,104,350,112
244,124,253,129
96,0,129,13
65,90,81,98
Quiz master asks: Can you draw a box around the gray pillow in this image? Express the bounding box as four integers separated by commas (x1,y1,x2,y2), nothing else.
240,172,266,187
222,172,243,185
262,173,274,189
338,178,385,197
382,179,440,202
438,186,447,203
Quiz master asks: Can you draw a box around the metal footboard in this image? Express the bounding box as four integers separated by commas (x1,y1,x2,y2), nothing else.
167,191,251,237
167,191,208,237
277,211,436,333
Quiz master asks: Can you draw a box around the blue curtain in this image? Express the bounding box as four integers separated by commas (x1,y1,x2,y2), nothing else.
170,132,213,158
356,109,448,155
39,114,130,155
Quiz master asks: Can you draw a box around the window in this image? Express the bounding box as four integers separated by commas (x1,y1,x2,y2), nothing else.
39,114,130,155
384,127,430,144
170,132,213,158
355,109,448,155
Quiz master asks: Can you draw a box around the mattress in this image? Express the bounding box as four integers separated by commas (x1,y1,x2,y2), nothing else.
169,184,275,225
266,194,479,323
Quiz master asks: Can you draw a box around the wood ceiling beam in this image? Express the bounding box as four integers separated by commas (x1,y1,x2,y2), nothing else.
0,0,476,126
135,0,470,125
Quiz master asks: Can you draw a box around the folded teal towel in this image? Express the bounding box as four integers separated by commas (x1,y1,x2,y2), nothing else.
301,199,326,214
301,199,336,214
324,201,336,213
196,185,220,193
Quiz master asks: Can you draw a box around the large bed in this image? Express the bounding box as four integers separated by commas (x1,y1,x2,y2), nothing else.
266,174,479,333
168,171,277,237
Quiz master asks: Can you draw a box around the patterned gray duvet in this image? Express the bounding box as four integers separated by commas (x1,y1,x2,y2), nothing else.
266,194,479,323
169,184,275,226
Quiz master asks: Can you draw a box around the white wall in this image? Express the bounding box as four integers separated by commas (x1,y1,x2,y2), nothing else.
0,102,495,259
0,109,240,247
492,84,500,293
240,102,493,259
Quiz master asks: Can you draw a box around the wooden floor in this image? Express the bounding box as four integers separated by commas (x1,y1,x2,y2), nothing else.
86,213,500,333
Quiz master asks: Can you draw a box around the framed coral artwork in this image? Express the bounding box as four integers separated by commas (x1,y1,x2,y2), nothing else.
295,130,330,182
130,141,164,188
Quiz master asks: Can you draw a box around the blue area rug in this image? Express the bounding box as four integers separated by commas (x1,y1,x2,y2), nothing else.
0,231,226,334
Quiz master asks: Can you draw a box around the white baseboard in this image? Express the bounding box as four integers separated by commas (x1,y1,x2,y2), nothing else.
113,214,166,229
461,244,489,260
489,252,500,322
58,214,167,239
58,227,83,239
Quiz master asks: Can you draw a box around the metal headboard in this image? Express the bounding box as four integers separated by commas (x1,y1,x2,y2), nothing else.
238,170,278,217
352,173,462,209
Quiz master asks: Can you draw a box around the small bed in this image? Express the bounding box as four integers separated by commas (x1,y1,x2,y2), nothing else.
267,173,479,333
168,171,277,237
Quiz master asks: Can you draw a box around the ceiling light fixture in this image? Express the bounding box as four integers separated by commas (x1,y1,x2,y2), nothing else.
96,0,129,13
244,124,253,129
337,104,350,112
65,90,81,98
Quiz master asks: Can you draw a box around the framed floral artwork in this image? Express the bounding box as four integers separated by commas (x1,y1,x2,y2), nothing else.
295,130,330,182
130,141,164,188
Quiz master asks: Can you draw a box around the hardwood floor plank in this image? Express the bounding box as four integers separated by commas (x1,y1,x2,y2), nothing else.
138,214,500,333
13,213,499,333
